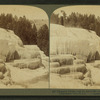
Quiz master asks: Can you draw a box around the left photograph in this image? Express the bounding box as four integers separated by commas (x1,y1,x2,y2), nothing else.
0,5,49,88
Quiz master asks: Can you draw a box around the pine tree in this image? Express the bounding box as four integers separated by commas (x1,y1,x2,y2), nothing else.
37,24,49,56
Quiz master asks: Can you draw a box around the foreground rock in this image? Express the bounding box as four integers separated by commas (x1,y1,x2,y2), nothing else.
50,53,96,88
0,53,49,88
17,45,40,59
50,62,60,68
74,59,86,65
13,58,41,69
0,59,6,74
6,63,48,88
90,66,100,85
0,59,7,80
61,72,84,80
50,54,74,66
50,73,86,89
93,60,100,68
50,55,87,75
51,64,87,74
50,62,95,88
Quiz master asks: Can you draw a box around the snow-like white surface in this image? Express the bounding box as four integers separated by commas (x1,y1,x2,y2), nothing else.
0,28,23,61
50,24,100,58
0,28,23,47
0,28,47,61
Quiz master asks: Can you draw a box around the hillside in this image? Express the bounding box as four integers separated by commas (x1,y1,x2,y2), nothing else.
50,24,100,62
31,19,48,30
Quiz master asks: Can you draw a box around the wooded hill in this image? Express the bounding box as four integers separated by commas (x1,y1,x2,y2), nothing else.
51,11,100,37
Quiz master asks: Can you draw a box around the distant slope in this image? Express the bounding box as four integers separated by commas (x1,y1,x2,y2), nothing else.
31,19,48,30
50,24,100,62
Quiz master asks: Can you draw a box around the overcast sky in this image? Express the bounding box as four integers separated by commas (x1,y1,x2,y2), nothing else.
0,5,48,20
54,5,100,18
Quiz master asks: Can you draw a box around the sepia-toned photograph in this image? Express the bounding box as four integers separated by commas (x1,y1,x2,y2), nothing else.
50,6,100,89
0,5,49,88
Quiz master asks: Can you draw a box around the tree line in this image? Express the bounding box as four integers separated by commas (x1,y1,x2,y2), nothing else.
0,13,49,56
51,11,100,37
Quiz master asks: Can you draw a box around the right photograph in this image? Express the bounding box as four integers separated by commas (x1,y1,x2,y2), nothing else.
50,5,100,89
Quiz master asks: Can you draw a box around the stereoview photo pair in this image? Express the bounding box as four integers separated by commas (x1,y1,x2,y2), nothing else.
0,5,100,89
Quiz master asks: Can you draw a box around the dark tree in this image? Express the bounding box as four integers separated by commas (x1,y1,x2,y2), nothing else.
37,24,49,56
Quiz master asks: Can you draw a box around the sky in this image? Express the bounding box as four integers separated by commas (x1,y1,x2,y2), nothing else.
54,5,100,18
0,5,48,20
